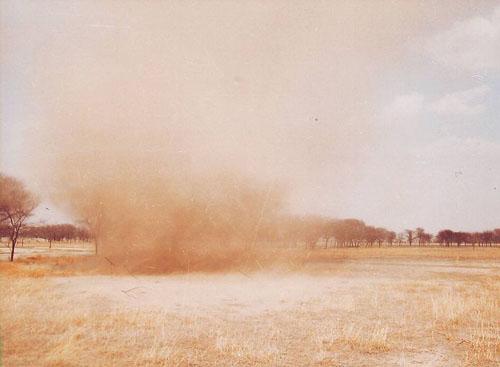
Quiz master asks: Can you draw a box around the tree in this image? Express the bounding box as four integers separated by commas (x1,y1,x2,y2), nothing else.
0,174,39,261
364,226,378,246
494,229,500,244
330,219,367,247
415,227,432,246
415,228,424,246
405,229,414,246
479,231,494,246
373,228,389,247
419,233,432,245
386,231,396,246
453,231,468,246
470,232,481,247
396,232,405,245
436,229,453,246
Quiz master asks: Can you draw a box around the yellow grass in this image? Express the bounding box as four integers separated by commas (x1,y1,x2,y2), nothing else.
1,247,499,366
307,246,500,261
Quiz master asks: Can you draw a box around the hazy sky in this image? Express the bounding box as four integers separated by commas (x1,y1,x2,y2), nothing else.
1,1,499,232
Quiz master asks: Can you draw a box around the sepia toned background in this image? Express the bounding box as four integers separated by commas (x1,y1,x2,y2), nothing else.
2,1,499,233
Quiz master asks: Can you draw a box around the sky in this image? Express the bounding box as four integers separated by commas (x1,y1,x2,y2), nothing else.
1,0,499,233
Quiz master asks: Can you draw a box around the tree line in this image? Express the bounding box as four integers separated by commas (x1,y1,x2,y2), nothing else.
0,224,91,246
256,216,499,249
1,173,499,261
435,229,500,247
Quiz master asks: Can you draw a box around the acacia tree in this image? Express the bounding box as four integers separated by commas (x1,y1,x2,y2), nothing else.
415,227,432,246
364,226,378,246
454,231,468,246
420,233,432,245
479,231,494,246
415,228,424,246
405,229,414,246
436,229,453,246
386,231,396,246
396,232,405,245
494,229,500,245
0,174,39,261
374,228,389,247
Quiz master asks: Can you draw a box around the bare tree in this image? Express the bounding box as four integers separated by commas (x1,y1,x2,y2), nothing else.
0,174,39,261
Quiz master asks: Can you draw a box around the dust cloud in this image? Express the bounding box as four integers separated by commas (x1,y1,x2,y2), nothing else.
7,1,480,270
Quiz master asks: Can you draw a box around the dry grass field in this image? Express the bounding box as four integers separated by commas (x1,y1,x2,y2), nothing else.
0,247,499,366
0,240,94,262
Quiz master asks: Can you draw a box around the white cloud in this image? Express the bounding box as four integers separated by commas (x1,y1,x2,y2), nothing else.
384,92,424,119
430,85,491,116
385,84,491,123
426,6,500,73
420,136,500,161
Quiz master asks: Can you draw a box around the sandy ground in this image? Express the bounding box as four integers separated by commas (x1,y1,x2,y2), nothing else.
52,259,498,316
1,250,499,366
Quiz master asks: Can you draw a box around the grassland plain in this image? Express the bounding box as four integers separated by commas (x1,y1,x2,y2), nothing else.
0,247,498,366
